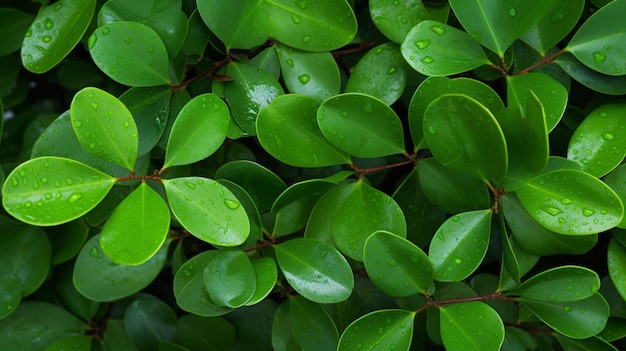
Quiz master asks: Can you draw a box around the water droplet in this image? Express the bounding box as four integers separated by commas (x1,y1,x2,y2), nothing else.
68,193,82,203
414,40,430,49
184,194,193,201
421,56,433,63
42,35,52,43
593,51,606,62
25,29,32,37
123,121,130,127
183,269,192,277
302,35,312,43
286,59,295,67
89,247,100,257
558,217,566,223
542,205,562,216
224,199,241,209
44,18,54,29
11,178,19,187
563,306,573,312
378,328,384,335
583,208,596,217
124,37,133,44
362,103,373,114
451,215,460,221
454,257,463,264
147,45,155,53
602,132,615,141
102,28,110,35
295,0,307,9
53,3,63,10
298,74,310,84
88,35,97,49
508,8,517,16
291,14,302,24
340,111,349,118
65,178,75,185
184,181,196,189
90,102,98,109
400,17,408,24
427,126,436,134
386,66,397,74
45,193,53,200
560,198,573,205
388,260,398,266
430,25,445,36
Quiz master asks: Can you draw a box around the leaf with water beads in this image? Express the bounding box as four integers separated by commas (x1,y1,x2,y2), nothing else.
515,169,624,235
70,87,138,171
439,302,504,351
163,177,250,247
203,250,256,308
2,156,116,226
337,309,414,351
369,0,431,43
510,266,600,302
520,0,584,55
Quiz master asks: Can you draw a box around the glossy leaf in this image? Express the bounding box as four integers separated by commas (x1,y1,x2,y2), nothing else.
304,183,356,246
429,210,492,282
89,21,170,86
164,93,230,168
521,293,609,339
196,0,267,50
70,87,138,171
554,334,619,351
163,177,250,246
567,0,626,76
555,53,626,95
515,169,624,235
401,20,490,76
317,93,406,158
423,94,508,184
289,296,339,350
274,238,354,304
520,0,584,55
567,103,626,178
182,9,211,58
21,0,96,73
274,43,340,101
511,266,600,302
0,8,33,56
440,302,504,351
73,234,168,301
248,257,277,305
273,195,319,236
217,179,264,250
605,165,626,228
272,178,336,214
369,0,430,43
2,157,116,226
256,94,351,167
337,310,415,351
345,43,409,105
364,230,433,297
125,298,177,350
608,237,626,303
332,181,407,261
98,319,139,351
204,250,256,308
99,183,170,265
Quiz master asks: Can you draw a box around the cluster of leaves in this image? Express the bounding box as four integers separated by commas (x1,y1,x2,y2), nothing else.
1,0,626,350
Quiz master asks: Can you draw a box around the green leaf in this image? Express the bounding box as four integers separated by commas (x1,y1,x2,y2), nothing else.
401,20,490,76
289,296,339,350
337,310,415,351
247,257,277,305
99,182,169,265
124,298,177,350
274,238,354,304
0,8,33,56
224,62,284,135
423,94,508,184
272,178,336,214
605,165,626,228
512,41,572,90
48,219,89,265
345,42,409,105
521,293,609,339
511,266,600,302
45,335,91,351
163,177,250,246
520,0,584,55
317,93,406,158
2,156,116,226
203,250,256,308
608,237,626,303
56,265,99,320
89,21,171,86
21,0,96,73
369,0,430,43
429,210,492,282
332,181,407,261
567,0,626,76
555,53,626,95
177,314,236,351
217,179,264,250
163,93,230,169
449,0,550,56
99,319,139,351
73,235,168,301
554,334,619,351
249,46,280,78
274,43,340,101
408,77,504,150
567,103,626,178
506,73,568,133
70,87,138,171
304,183,355,246
273,195,319,236
440,302,504,351
515,169,624,235
197,0,268,50
272,302,300,351
98,0,187,57
256,94,351,167
173,250,233,317
363,230,433,296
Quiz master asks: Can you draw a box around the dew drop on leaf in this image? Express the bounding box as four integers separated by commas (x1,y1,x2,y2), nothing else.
89,246,100,257
429,25,445,36
362,103,373,114
124,37,133,44
44,18,54,29
593,51,607,62
508,8,517,16
302,35,312,43
602,132,615,141
88,35,97,49
414,40,430,50
454,257,463,264
295,0,307,9
421,56,433,63
291,14,302,24
542,205,562,216
184,181,196,189
563,306,573,312
102,28,110,35
224,199,241,209
53,3,62,10
42,36,52,43
68,193,83,203
298,74,310,84
286,59,294,67
583,208,596,217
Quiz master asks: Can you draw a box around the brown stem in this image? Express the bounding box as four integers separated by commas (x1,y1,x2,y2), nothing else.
350,158,416,180
512,48,568,76
332,41,378,59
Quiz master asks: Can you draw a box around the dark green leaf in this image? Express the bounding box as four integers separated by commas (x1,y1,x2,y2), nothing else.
273,195,319,236
56,266,99,321
125,298,177,350
554,334,619,351
272,178,336,214
511,266,600,302
369,0,430,43
520,0,584,55
48,219,88,265
608,237,626,303
337,309,415,351
271,302,300,351
99,319,139,351
555,53,626,95
217,179,264,250
45,335,91,351
604,165,626,228
182,9,211,58
197,0,267,50
289,296,339,350
177,314,236,351
204,250,256,308
0,8,33,56
440,302,504,351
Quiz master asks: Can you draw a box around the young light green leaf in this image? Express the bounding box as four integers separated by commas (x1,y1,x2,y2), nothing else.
332,181,407,261
21,0,96,73
247,257,277,305
440,302,504,351
520,0,584,55
70,87,138,171
608,238,626,303
203,250,256,308
163,177,250,246
274,238,354,304
163,93,230,169
99,182,170,265
256,94,351,167
429,210,492,282
567,103,626,178
337,310,415,351
567,0,626,76
289,296,339,351
520,293,609,339
515,169,624,235
2,156,116,226
364,230,433,297
401,20,490,76
89,21,171,86
424,94,508,184
511,266,600,302
555,53,626,95
369,0,430,43
317,93,406,158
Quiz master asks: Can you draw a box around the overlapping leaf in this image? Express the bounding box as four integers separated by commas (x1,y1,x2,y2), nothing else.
520,0,584,55
440,302,504,351
369,0,430,43
511,266,600,302
337,310,415,351
204,250,256,308
289,296,339,350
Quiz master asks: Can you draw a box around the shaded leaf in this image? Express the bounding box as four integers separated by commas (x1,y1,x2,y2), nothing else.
289,296,339,350
125,298,177,350
45,335,91,351
337,310,415,351
177,314,236,351
197,0,267,50
440,302,504,351
304,183,356,246
555,53,626,95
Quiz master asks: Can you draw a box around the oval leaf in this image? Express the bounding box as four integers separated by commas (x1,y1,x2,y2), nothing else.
369,0,430,43
274,238,354,304
70,87,138,171
555,53,626,95
89,21,170,86
2,157,116,226
99,182,170,265
203,250,256,308
257,94,351,167
248,257,278,305
289,296,339,351
163,177,250,246
608,237,626,303
511,266,600,302
520,0,584,55
440,302,504,351
337,310,415,351
429,210,492,282
164,93,230,168
21,0,96,73
515,169,624,235
317,93,406,158
197,0,268,50
364,230,433,297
